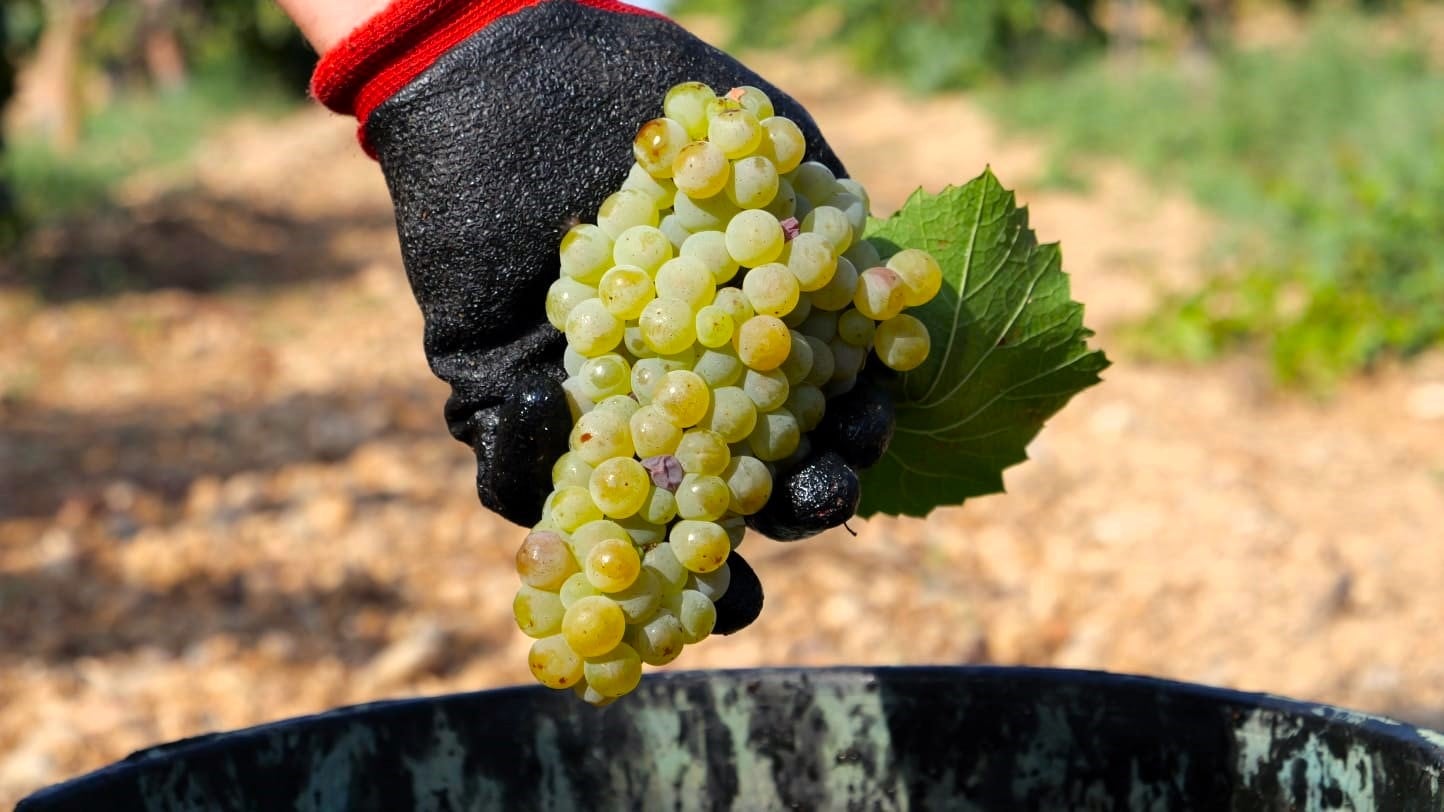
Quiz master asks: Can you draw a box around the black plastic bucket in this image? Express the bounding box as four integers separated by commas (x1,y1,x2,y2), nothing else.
18,667,1444,810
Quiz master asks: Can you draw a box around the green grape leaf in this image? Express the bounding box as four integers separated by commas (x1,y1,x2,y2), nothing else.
857,169,1109,518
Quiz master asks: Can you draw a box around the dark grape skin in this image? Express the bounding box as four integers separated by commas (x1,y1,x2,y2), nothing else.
713,553,763,635
746,451,861,542
811,382,895,469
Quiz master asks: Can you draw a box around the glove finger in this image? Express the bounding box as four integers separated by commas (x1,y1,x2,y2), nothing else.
746,451,860,542
462,375,573,527
811,377,896,470
713,552,764,635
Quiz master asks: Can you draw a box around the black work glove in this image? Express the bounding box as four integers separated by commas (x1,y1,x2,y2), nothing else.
313,0,896,626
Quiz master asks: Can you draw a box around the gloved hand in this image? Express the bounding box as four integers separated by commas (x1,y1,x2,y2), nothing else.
312,0,896,626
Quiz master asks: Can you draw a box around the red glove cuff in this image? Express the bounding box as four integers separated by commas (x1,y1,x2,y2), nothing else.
311,0,662,153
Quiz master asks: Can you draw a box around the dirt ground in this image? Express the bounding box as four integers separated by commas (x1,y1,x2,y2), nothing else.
3,48,1443,806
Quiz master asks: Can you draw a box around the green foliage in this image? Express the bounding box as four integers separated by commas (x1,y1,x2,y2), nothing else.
859,171,1109,518
3,66,292,222
989,19,1444,389
676,0,1106,91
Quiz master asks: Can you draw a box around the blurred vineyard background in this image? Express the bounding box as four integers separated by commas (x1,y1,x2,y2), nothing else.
2,0,1443,804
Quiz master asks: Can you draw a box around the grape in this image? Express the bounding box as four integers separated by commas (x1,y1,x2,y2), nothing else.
596,265,652,320
785,232,838,292
837,309,877,347
843,236,882,271
639,485,678,525
613,225,673,273
612,570,662,623
809,254,857,311
724,456,773,515
588,457,650,519
836,177,870,212
551,453,593,490
730,85,775,120
561,378,592,421
681,230,740,284
528,635,584,689
758,116,806,174
584,642,643,699
559,571,602,608
829,338,867,383
594,394,639,420
639,297,697,355
725,210,784,267
669,521,731,573
630,356,685,403
826,191,868,236
577,353,631,401
786,384,827,432
693,346,744,387
664,81,715,140
633,611,686,666
874,313,932,372
749,408,801,461
643,542,689,593
743,262,801,318
618,515,666,547
559,224,613,283
622,162,676,210
597,189,659,238
721,515,747,549
709,109,763,159
802,205,853,256
725,155,780,209
792,188,815,223
741,367,790,411
798,308,839,342
802,335,835,387
630,404,683,458
676,474,731,521
781,294,813,328
546,277,598,330
789,161,838,204
584,536,642,592
778,330,814,385
705,95,742,121
652,369,710,428
690,563,731,602
675,429,731,476
674,589,718,643
569,519,627,560
562,595,627,658
633,117,689,178
702,385,758,443
546,486,603,532
659,213,691,250
853,266,907,321
672,140,730,199
711,286,755,325
565,299,624,357
514,585,565,638
654,256,716,311
734,315,791,371
694,305,735,349
673,191,739,232
564,346,587,377
886,248,944,307
763,176,798,220
623,326,657,359
570,409,634,464
516,530,579,590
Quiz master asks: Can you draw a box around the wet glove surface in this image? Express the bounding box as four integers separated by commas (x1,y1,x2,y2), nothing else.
321,0,893,542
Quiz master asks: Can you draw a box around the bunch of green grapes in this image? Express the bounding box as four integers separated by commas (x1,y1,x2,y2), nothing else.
517,82,942,705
